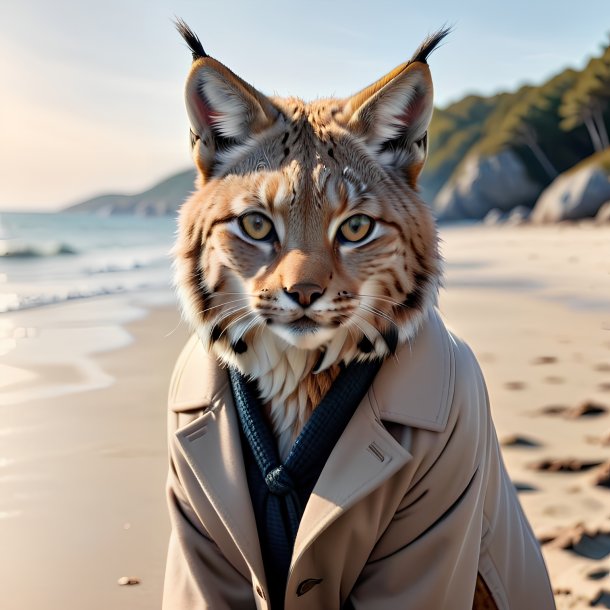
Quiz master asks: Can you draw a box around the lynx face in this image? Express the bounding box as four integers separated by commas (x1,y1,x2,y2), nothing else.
173,22,446,452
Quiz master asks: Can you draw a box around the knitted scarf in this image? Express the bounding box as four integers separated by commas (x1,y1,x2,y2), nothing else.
229,359,382,609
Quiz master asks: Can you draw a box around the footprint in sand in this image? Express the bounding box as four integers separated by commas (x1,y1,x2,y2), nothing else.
538,401,608,419
594,363,610,373
587,568,610,581
544,375,564,384
505,381,526,391
528,458,604,473
590,589,610,607
541,523,610,561
594,462,610,489
501,434,542,448
587,431,610,446
532,356,558,365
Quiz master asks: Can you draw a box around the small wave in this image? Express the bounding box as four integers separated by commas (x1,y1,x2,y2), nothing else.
82,255,168,276
84,261,143,275
0,240,78,258
1,286,130,313
0,282,171,313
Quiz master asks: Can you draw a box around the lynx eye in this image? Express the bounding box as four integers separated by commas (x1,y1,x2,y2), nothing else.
239,212,275,241
338,214,374,243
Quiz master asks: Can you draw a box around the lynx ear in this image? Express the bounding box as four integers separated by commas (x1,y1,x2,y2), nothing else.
176,20,279,180
340,28,450,188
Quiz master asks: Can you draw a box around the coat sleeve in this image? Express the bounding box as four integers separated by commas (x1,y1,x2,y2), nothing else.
347,337,555,610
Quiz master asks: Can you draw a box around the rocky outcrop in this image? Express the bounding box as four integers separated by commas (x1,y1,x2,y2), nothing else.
531,157,610,223
482,205,531,226
434,150,543,221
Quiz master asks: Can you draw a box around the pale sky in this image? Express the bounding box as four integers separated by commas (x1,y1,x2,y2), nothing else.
1,0,608,211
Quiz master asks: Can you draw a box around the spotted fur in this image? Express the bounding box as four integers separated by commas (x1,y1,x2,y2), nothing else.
173,22,447,458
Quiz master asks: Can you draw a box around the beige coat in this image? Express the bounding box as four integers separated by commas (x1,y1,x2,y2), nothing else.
162,309,555,610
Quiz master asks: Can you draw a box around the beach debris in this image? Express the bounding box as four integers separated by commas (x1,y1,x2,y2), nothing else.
528,458,603,473
532,356,558,365
504,381,526,391
540,523,610,560
594,462,610,489
117,576,140,586
501,434,541,448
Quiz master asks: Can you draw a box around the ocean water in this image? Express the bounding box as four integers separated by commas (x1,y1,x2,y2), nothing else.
0,212,178,313
0,212,182,405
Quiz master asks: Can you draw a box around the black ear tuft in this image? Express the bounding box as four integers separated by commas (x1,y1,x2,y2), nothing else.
410,26,452,65
174,17,208,61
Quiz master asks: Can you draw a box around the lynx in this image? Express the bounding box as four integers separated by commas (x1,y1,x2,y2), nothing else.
173,22,443,460
164,21,555,610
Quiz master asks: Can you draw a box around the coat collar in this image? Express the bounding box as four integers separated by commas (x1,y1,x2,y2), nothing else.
168,308,455,433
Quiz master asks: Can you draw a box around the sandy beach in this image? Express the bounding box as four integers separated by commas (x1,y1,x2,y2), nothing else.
1,223,609,609
0,298,190,610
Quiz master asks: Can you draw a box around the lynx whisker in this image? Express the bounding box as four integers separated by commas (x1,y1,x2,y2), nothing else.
359,304,400,329
357,293,407,308
202,297,251,314
220,310,256,338
214,305,251,328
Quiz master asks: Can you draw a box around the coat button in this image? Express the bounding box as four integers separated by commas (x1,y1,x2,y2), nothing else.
296,578,323,596
255,584,266,600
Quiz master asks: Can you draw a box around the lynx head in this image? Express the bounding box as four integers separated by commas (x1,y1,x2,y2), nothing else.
173,20,446,379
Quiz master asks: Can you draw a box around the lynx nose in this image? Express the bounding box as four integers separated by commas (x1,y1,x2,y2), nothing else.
284,283,325,307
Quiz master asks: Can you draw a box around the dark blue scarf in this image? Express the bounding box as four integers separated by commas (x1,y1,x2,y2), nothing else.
229,359,382,609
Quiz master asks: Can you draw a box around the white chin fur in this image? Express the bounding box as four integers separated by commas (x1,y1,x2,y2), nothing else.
269,323,337,350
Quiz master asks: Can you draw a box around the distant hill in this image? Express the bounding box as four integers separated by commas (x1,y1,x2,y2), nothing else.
65,169,196,216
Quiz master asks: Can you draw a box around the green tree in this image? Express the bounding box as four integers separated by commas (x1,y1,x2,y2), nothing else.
560,47,610,151
501,98,558,179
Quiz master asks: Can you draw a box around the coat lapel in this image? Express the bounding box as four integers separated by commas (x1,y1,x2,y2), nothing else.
291,392,412,569
290,308,455,568
173,382,266,586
